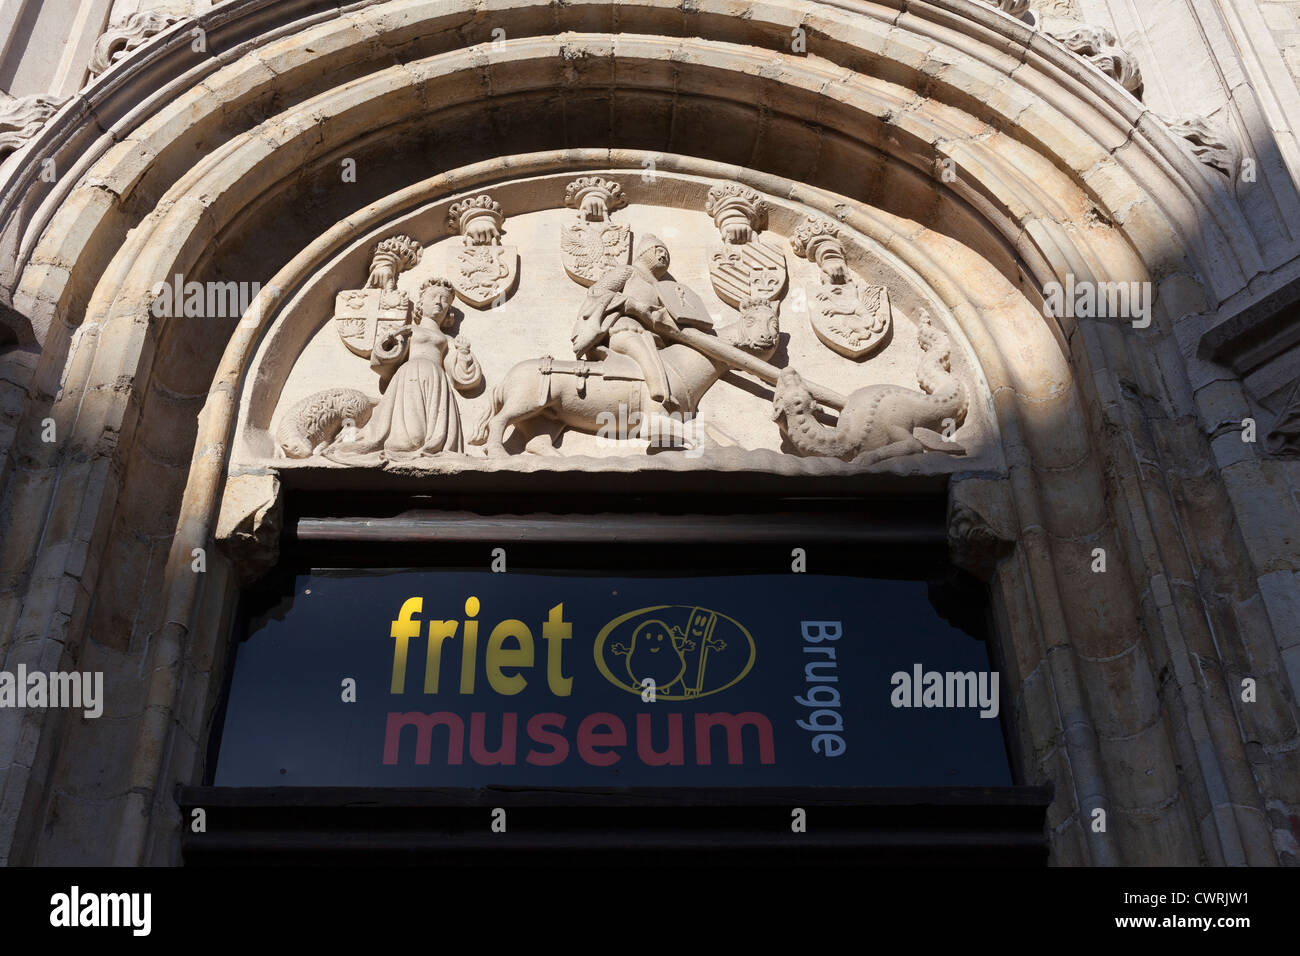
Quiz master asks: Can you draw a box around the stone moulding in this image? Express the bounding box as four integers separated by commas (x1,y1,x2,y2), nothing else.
1045,25,1143,98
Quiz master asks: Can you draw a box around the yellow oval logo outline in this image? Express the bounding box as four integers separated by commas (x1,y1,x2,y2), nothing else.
594,605,756,700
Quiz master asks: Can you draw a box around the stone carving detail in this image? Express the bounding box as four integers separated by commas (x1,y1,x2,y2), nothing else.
263,179,981,469
705,184,787,307
89,12,184,77
570,234,714,413
276,387,374,458
1266,380,1300,458
560,177,632,287
0,92,67,158
475,234,734,454
473,294,779,457
215,473,283,584
948,501,1014,581
1047,25,1143,97
281,236,481,461
1165,115,1241,182
334,235,422,365
771,311,968,463
979,0,1035,25
792,217,892,360
322,278,479,461
445,194,518,308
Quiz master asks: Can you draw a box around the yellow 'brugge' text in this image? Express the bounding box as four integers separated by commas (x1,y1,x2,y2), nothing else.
390,597,573,696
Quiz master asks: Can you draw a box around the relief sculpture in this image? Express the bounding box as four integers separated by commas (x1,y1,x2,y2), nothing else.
268,179,978,471
277,240,481,461
472,235,768,456
793,217,892,360
560,177,632,287
772,311,968,463
705,184,787,307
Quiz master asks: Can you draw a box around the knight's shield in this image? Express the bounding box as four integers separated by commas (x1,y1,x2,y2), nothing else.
809,281,892,360
560,221,632,286
451,245,519,308
333,288,412,358
657,281,714,330
708,239,787,307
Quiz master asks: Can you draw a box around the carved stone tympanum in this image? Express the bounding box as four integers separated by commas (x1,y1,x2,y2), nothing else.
257,173,984,471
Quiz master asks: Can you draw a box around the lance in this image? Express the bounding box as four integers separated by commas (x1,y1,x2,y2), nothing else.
651,305,848,412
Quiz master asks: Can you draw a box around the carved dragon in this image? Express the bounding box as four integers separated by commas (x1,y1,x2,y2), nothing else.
771,311,968,464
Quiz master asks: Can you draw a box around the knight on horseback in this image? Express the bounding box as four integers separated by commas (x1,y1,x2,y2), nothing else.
570,234,713,413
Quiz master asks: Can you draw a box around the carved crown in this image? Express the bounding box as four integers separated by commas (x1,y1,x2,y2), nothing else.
705,183,769,232
564,176,626,212
447,194,505,235
790,217,842,260
369,235,422,272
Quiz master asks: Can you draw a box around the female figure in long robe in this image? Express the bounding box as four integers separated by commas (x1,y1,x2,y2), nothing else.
325,278,480,461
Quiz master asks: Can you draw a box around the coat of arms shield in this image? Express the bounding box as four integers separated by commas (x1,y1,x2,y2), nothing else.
708,239,787,307
809,281,893,359
333,288,412,360
451,245,519,308
560,221,632,286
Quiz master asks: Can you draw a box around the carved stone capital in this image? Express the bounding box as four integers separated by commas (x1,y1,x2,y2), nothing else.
89,12,185,78
564,176,626,220
215,473,283,583
0,92,68,159
948,500,1014,581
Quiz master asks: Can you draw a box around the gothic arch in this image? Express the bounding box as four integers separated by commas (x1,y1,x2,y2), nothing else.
0,0,1286,866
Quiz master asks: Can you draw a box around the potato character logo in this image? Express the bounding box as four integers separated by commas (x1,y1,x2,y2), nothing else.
610,620,696,697
596,606,754,700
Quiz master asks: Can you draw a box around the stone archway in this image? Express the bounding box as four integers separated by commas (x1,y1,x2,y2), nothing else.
0,0,1290,867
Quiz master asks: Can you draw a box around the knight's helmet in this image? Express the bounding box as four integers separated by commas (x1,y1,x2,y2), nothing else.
635,234,669,266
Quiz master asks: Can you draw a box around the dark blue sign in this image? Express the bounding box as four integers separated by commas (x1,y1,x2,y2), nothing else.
214,571,1011,786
